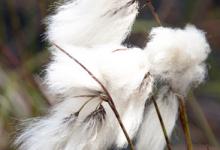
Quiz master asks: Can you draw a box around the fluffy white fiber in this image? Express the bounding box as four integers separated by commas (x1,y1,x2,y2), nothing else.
46,0,138,46
14,0,211,150
145,25,210,94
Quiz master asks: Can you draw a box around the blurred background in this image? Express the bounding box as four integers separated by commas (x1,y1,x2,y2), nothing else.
0,0,220,149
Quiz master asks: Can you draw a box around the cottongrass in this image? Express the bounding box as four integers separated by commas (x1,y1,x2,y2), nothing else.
14,0,211,150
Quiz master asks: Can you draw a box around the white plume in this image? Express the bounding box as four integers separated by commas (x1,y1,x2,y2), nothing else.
144,25,210,94
14,0,211,149
46,0,138,46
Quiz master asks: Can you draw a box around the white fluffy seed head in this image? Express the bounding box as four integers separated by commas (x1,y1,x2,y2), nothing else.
46,0,139,46
145,25,211,94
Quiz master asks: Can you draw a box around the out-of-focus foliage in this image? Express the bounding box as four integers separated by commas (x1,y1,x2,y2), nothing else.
0,0,220,149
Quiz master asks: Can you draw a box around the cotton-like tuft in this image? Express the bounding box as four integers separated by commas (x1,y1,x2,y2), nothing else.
46,0,139,46
144,25,210,94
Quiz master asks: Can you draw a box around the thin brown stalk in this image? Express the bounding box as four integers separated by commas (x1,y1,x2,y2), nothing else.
151,96,172,150
73,95,98,98
112,48,128,53
146,0,162,26
52,43,135,150
176,94,193,150
77,97,95,114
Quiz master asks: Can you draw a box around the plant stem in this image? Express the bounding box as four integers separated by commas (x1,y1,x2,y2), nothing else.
176,94,193,150
146,0,162,26
151,96,172,150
